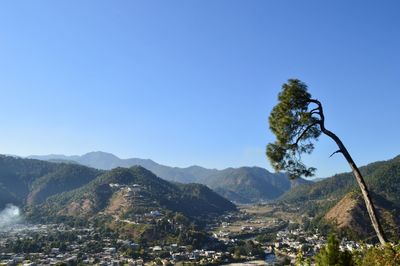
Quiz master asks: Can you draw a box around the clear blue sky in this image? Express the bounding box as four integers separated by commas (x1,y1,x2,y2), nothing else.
0,1,399,177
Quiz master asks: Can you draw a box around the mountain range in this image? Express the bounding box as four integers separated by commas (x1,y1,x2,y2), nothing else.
0,155,235,221
28,151,309,203
2,151,400,240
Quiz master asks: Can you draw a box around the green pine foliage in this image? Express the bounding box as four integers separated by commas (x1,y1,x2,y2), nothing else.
356,244,400,265
267,79,321,179
313,240,400,266
314,234,354,266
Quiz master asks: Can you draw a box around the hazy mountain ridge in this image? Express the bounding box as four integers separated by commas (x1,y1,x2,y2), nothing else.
29,152,214,183
29,151,310,203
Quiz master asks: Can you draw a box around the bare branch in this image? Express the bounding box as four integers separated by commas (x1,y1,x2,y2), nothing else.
329,149,342,158
307,98,324,121
293,121,320,146
310,110,320,116
308,99,322,106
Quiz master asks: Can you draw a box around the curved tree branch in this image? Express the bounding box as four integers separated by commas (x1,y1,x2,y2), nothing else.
329,149,342,158
310,110,321,116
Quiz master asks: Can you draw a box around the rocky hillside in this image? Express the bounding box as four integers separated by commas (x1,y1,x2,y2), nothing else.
325,192,400,241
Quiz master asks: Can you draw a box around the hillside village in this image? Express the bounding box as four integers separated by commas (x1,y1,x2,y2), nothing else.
0,202,368,266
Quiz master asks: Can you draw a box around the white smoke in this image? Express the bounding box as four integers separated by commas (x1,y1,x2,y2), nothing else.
0,204,23,230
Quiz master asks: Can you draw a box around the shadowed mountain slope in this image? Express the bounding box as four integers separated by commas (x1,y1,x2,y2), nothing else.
0,155,103,208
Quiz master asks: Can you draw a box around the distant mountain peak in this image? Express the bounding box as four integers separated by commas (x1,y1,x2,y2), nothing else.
82,151,120,158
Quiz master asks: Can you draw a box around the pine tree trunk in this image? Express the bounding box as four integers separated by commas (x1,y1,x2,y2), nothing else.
322,128,387,245
309,98,387,245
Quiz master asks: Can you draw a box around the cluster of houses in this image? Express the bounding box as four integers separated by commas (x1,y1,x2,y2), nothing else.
0,219,243,266
0,223,144,266
109,183,143,197
273,227,326,258
150,245,233,265
0,222,369,266
212,209,369,265
0,225,235,266
272,227,367,264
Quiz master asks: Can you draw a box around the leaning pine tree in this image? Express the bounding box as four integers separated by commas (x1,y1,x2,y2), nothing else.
266,79,386,245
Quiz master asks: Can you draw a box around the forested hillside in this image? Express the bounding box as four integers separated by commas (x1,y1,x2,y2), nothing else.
281,155,400,205
30,166,236,220
0,155,103,208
